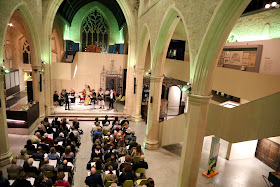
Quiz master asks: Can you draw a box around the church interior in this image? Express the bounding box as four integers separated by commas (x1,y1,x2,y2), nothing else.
0,0,280,186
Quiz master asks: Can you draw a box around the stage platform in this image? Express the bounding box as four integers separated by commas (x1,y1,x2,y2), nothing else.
51,101,128,120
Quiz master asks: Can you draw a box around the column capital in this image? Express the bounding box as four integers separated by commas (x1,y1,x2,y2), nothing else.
150,76,164,82
188,94,213,105
135,68,145,74
32,65,42,71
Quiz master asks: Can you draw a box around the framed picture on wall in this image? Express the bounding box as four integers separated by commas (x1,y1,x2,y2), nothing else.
224,57,230,64
224,51,230,58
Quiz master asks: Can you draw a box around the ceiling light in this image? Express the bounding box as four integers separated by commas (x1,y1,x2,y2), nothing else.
271,2,277,7
265,4,271,8
8,23,13,27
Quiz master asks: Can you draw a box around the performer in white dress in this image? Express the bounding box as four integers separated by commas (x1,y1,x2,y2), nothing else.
98,88,105,109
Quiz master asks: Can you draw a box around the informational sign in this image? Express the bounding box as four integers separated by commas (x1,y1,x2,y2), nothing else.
207,136,220,175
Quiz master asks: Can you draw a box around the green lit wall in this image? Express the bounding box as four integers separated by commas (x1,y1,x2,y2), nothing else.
227,9,280,42
68,1,123,48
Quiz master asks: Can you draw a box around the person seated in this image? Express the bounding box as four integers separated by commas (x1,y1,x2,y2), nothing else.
117,139,128,157
91,145,103,160
11,171,32,187
102,115,110,126
128,131,137,143
133,155,148,172
113,128,123,138
71,126,80,139
94,158,104,171
104,147,116,163
24,158,40,176
115,133,125,143
147,178,155,187
55,172,70,187
68,132,80,147
31,132,41,144
119,155,133,172
104,165,118,184
72,118,80,129
37,142,50,154
110,183,118,187
104,155,118,171
131,144,144,159
34,125,45,136
48,147,62,164
56,132,65,142
91,122,101,134
34,172,52,187
112,116,119,125
62,146,74,160
120,117,129,126
43,133,54,145
103,121,112,131
118,164,136,185
93,127,102,137
57,160,72,173
24,140,36,155
16,148,30,161
39,121,47,132
52,139,65,154
43,117,51,128
7,158,23,176
31,146,44,161
0,170,9,187
40,158,56,173
85,167,103,187
128,138,138,150
111,121,121,132
64,139,76,155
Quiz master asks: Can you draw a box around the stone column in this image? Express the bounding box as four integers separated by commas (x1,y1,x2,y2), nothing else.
0,74,13,166
31,65,45,117
123,66,134,115
144,76,163,150
177,94,212,187
133,68,145,121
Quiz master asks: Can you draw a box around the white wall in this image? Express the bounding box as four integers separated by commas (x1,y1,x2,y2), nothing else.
225,39,280,75
168,86,181,108
228,140,258,160
53,52,127,93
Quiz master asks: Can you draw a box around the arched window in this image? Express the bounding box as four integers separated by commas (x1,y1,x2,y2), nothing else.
81,9,109,52
23,40,31,64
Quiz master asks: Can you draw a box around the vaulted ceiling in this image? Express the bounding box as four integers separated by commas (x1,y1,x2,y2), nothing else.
57,0,126,28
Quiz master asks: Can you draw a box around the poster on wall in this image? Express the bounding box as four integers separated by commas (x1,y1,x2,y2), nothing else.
15,71,19,86
10,72,15,88
241,58,249,66
243,52,250,59
224,51,230,58
5,74,10,89
224,57,230,64
229,51,243,66
248,54,257,67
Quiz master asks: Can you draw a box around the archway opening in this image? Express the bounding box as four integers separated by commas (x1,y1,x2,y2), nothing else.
50,0,131,114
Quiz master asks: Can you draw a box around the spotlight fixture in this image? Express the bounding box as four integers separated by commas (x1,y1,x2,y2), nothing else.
1,66,10,74
7,23,13,27
271,2,277,7
265,4,271,8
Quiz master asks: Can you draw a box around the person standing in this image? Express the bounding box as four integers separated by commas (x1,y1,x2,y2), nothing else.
98,88,105,109
109,89,116,110
65,92,70,110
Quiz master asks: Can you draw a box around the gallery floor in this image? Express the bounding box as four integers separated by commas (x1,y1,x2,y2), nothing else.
2,118,274,187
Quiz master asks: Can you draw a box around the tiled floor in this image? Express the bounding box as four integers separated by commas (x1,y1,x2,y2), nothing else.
1,119,275,187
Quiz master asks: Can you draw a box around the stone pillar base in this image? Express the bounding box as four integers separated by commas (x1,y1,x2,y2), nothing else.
123,106,130,115
144,138,159,150
0,150,13,167
132,114,142,122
